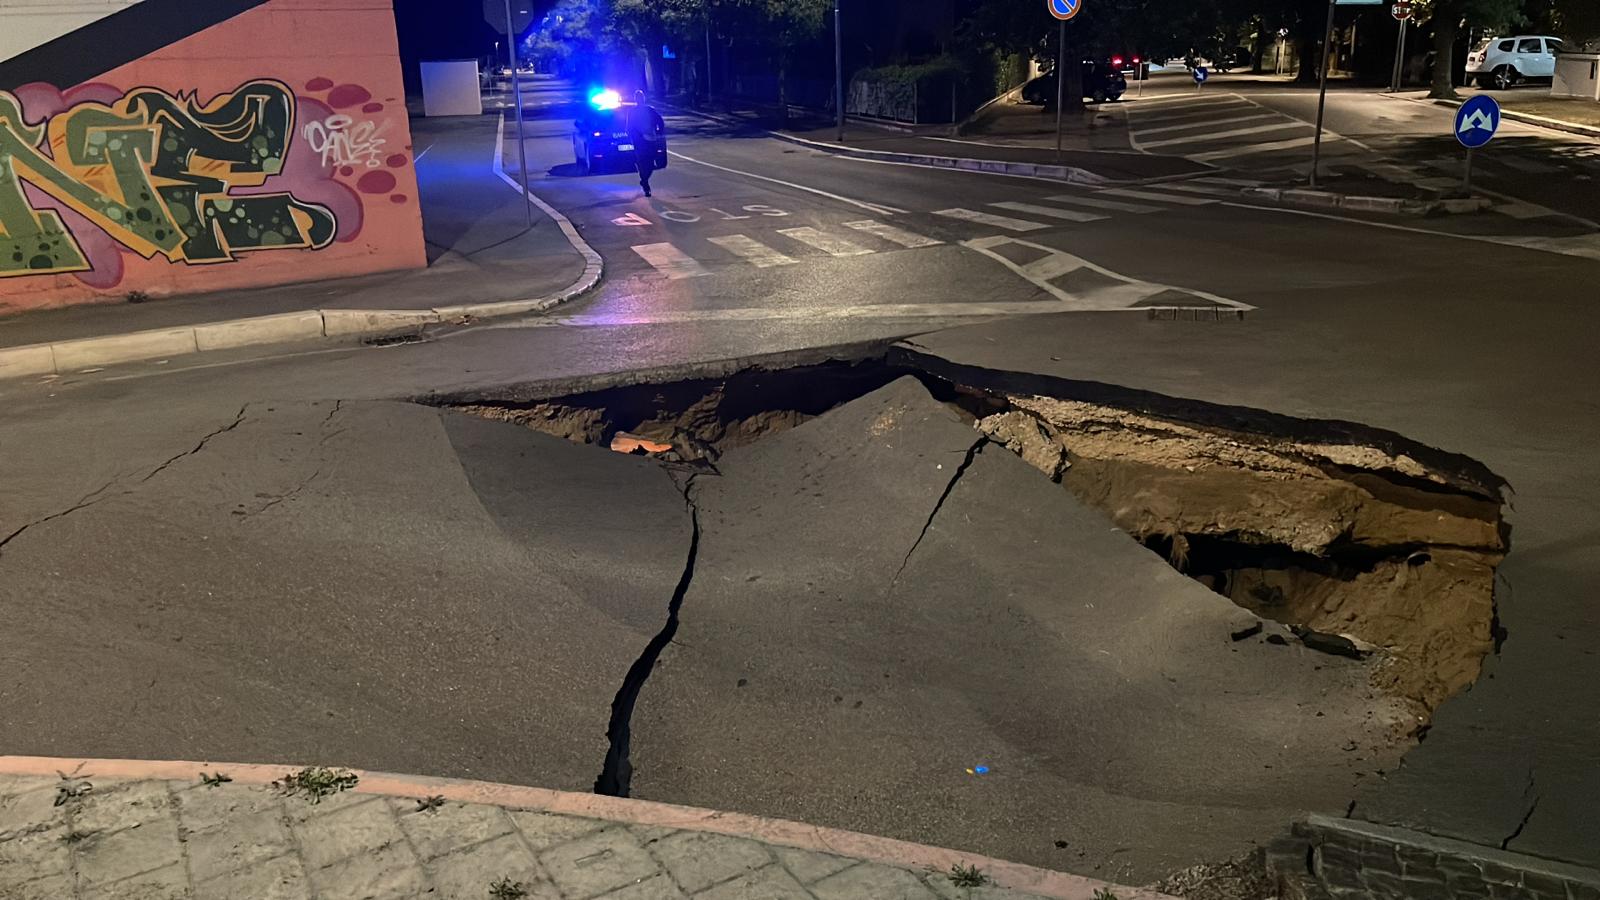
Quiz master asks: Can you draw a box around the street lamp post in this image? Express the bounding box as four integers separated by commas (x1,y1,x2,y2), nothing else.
834,1,845,143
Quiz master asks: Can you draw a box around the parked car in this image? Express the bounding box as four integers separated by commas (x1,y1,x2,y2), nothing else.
1021,62,1128,104
1466,35,1565,89
571,90,668,174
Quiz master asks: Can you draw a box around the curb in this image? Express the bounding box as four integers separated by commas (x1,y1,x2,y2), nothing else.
0,755,1173,900
1239,186,1491,217
0,113,604,384
1428,96,1600,140
668,104,1112,186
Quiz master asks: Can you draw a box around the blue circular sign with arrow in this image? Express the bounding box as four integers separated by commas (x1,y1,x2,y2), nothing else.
1454,94,1500,149
1193,66,1209,84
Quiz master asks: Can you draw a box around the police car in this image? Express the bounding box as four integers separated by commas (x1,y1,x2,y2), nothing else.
572,89,668,173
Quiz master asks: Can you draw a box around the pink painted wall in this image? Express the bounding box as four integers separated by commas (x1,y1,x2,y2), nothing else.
0,0,425,315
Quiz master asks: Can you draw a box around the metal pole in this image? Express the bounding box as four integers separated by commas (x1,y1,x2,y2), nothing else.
705,14,713,103
1054,19,1065,163
834,1,845,142
1390,17,1407,92
505,0,532,226
1309,0,1336,188
1463,146,1474,193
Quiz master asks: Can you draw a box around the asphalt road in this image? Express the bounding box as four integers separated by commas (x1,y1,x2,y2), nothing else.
3,80,1598,885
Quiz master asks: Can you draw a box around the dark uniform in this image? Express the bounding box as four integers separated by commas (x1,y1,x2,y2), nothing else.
628,93,666,197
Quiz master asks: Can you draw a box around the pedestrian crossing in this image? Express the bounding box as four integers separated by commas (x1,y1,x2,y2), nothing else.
1126,93,1351,165
622,180,1262,303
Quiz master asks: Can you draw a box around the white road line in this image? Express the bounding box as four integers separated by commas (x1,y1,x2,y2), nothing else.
1192,176,1265,187
1043,193,1161,214
1140,121,1309,149
842,220,943,248
1495,156,1561,175
776,226,874,257
1156,182,1247,197
963,235,1254,311
520,300,1078,327
631,242,710,278
1096,187,1216,206
667,149,902,215
990,201,1106,223
707,234,797,267
1190,134,1335,162
1126,92,1242,109
1131,113,1279,137
933,208,1049,231
1492,200,1558,220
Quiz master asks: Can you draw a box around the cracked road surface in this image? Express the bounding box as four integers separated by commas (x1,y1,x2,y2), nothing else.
4,80,1600,891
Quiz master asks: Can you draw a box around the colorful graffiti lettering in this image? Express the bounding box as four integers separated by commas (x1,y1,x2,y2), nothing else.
303,114,390,169
0,79,336,279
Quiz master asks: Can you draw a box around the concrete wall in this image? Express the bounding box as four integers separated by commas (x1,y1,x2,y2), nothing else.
0,0,426,314
0,0,145,63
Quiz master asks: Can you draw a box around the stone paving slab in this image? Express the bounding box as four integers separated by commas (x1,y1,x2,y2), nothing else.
0,758,1171,900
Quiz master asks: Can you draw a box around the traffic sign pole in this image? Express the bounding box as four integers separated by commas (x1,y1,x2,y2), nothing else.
1463,146,1474,193
1389,17,1407,92
834,1,845,143
1309,0,1336,188
505,0,532,226
1054,19,1065,163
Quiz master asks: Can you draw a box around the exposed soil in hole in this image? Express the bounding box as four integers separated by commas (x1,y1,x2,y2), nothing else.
445,360,1507,719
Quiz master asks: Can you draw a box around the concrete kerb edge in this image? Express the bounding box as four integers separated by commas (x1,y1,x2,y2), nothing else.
665,103,1113,186
1425,95,1600,139
0,121,605,383
0,755,1173,900
1238,185,1489,217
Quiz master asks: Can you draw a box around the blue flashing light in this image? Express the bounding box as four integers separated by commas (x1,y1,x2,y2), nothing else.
589,89,622,110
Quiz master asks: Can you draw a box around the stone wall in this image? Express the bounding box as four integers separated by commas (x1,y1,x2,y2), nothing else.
1269,814,1600,900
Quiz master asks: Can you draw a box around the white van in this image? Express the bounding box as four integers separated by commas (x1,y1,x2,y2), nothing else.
1466,35,1565,90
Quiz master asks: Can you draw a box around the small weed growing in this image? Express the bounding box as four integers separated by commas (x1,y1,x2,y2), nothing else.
415,795,446,813
273,767,359,803
61,830,94,844
1094,889,1120,900
126,290,150,303
949,863,989,888
53,780,92,808
488,877,528,899
199,771,233,788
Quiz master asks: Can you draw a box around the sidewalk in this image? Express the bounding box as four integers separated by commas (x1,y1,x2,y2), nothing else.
674,101,1210,184
1397,88,1600,139
0,114,598,379
0,757,1167,900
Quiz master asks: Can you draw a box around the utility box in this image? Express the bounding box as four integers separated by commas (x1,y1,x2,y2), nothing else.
1552,51,1600,101
421,59,483,116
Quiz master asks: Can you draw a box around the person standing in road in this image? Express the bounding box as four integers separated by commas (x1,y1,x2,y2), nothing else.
629,90,666,198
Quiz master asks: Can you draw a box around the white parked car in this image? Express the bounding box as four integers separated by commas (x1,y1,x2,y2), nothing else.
1466,35,1565,90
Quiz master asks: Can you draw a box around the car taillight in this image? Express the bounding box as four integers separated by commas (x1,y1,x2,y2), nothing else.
1132,56,1141,64
1112,56,1124,67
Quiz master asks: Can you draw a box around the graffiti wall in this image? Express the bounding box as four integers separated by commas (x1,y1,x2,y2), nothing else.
0,0,425,314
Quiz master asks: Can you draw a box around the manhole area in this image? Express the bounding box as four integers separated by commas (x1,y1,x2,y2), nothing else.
445,360,1508,720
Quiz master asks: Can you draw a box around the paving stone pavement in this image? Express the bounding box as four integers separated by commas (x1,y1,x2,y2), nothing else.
0,772,1076,900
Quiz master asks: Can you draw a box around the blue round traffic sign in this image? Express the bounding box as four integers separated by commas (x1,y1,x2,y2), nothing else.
1193,66,1208,84
1048,0,1080,21
1454,94,1500,149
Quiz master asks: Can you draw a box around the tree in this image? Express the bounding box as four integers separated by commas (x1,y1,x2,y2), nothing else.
722,0,832,121
1421,0,1522,98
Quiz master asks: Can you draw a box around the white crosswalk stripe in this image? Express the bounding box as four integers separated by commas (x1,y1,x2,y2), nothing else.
1493,200,1559,220
1096,187,1217,206
706,234,796,267
843,219,943,248
934,208,1049,231
990,201,1106,223
1043,193,1162,214
1133,113,1278,137
1190,134,1333,162
776,226,875,257
1139,121,1308,150
632,242,710,279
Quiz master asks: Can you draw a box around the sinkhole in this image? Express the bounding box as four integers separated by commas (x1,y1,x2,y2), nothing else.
444,355,1507,770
